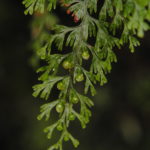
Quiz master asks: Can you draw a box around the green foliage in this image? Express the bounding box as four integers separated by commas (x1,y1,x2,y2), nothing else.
22,0,150,150
22,0,57,15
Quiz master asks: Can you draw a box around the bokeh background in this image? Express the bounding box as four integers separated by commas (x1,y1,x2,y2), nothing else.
0,0,150,150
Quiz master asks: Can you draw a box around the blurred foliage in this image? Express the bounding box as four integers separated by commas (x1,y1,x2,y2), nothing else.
0,0,150,150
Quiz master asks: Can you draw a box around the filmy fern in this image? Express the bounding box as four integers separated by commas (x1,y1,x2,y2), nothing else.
22,0,150,150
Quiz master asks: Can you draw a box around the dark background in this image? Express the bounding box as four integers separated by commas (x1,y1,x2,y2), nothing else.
0,0,150,150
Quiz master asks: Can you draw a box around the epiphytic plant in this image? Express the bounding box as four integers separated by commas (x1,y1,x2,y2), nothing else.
22,0,150,150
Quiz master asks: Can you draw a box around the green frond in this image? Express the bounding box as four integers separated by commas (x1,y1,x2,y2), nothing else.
22,0,150,149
